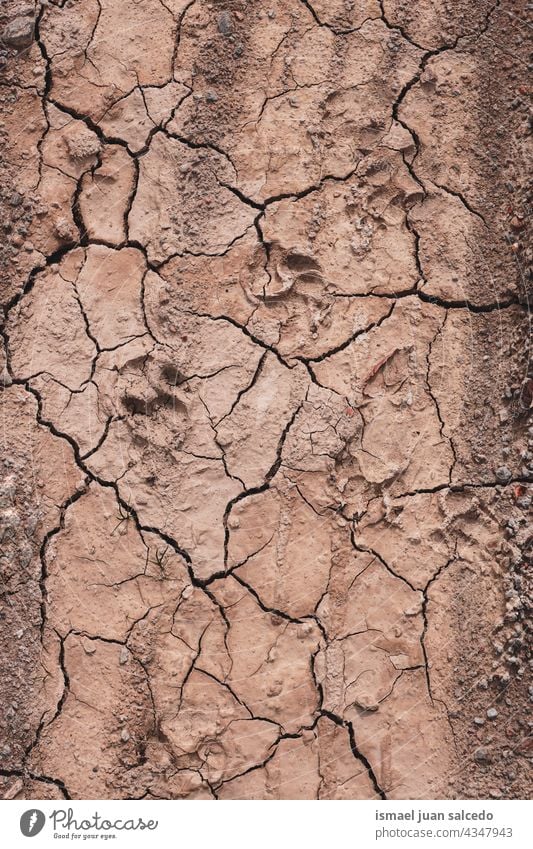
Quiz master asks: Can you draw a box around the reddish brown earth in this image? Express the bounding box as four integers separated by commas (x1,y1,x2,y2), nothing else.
0,0,531,800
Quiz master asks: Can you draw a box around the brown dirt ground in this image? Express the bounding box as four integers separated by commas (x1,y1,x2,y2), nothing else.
0,0,531,800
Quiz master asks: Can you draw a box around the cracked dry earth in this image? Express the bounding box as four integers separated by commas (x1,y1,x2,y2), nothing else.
0,0,531,802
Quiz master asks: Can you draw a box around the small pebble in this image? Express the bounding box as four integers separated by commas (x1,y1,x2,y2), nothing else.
474,746,491,764
495,465,512,483
217,11,233,35
487,707,498,720
2,16,34,49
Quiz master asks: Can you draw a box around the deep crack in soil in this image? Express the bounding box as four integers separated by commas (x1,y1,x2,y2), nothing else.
0,0,531,800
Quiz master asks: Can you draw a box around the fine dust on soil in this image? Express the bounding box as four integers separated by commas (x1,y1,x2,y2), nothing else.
0,0,531,802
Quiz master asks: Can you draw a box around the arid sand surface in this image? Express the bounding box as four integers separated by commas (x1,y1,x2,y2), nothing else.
0,0,531,800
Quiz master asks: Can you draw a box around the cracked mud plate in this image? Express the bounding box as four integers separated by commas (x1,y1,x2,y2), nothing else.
0,0,531,802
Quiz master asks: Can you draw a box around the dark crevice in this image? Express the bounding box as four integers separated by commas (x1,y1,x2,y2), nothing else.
425,314,457,486
80,415,125,461
431,180,488,226
298,0,380,36
215,352,267,427
350,529,418,594
179,308,291,369
298,301,396,364
420,545,459,701
389,0,502,290
0,768,71,800
394,474,533,500
331,287,527,314
38,484,89,637
320,710,387,799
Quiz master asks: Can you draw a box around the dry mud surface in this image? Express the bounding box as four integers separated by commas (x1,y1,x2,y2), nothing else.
0,0,531,800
